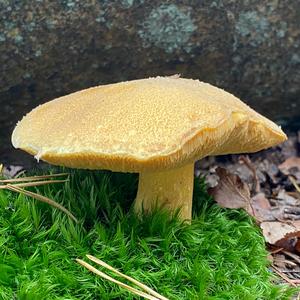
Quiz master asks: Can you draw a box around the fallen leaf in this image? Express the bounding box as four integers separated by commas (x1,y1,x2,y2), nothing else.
252,192,272,210
204,167,219,188
277,189,300,206
279,157,300,175
260,222,299,245
260,221,300,252
2,165,24,178
250,193,274,221
226,163,254,188
209,167,252,212
258,159,280,185
295,240,300,253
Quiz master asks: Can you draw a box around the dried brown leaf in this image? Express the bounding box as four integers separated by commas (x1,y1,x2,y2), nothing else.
250,193,274,222
209,167,252,212
1,165,24,178
279,157,300,175
258,159,280,185
260,221,300,252
277,189,300,206
261,222,296,245
252,193,272,210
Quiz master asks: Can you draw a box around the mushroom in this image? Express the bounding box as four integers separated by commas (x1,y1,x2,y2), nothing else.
12,76,286,221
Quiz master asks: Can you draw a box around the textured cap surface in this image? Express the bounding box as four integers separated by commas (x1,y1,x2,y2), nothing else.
12,77,286,172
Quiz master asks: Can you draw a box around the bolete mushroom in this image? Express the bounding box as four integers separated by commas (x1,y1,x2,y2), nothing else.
12,76,286,221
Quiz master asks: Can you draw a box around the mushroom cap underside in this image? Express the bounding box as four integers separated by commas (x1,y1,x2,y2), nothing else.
12,77,287,172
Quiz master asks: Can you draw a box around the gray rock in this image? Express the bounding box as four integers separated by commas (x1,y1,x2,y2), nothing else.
0,0,299,166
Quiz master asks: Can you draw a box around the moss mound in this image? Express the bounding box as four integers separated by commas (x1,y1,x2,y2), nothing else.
0,170,293,299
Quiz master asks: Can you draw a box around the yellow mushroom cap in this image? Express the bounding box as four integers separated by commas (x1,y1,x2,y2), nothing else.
12,76,287,172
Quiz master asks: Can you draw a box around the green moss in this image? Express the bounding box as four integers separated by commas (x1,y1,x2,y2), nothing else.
0,169,294,299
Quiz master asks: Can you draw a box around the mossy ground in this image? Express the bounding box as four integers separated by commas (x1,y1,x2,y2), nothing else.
0,169,294,299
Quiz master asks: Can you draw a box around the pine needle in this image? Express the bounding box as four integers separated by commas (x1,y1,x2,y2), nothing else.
86,255,169,300
0,173,68,183
0,172,77,222
271,265,297,287
5,184,78,223
76,259,160,300
288,175,300,193
0,179,68,189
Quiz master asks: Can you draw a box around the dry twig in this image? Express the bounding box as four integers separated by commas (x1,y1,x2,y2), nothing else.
282,251,300,265
239,155,260,193
271,265,298,287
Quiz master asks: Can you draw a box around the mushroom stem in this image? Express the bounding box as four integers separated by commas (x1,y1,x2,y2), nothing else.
134,163,194,221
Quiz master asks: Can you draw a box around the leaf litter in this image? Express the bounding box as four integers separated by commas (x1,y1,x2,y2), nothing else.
201,132,300,287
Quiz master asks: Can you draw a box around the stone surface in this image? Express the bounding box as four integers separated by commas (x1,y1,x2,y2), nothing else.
0,0,300,166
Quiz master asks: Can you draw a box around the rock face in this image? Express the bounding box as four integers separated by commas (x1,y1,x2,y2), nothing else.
1,0,300,166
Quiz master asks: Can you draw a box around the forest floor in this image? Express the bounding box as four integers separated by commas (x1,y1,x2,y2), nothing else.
1,132,300,299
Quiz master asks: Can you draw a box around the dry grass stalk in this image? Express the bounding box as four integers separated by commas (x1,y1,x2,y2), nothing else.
0,172,78,223
0,179,67,189
271,265,298,287
288,175,300,194
0,173,69,183
282,251,300,265
76,256,169,300
86,255,169,300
